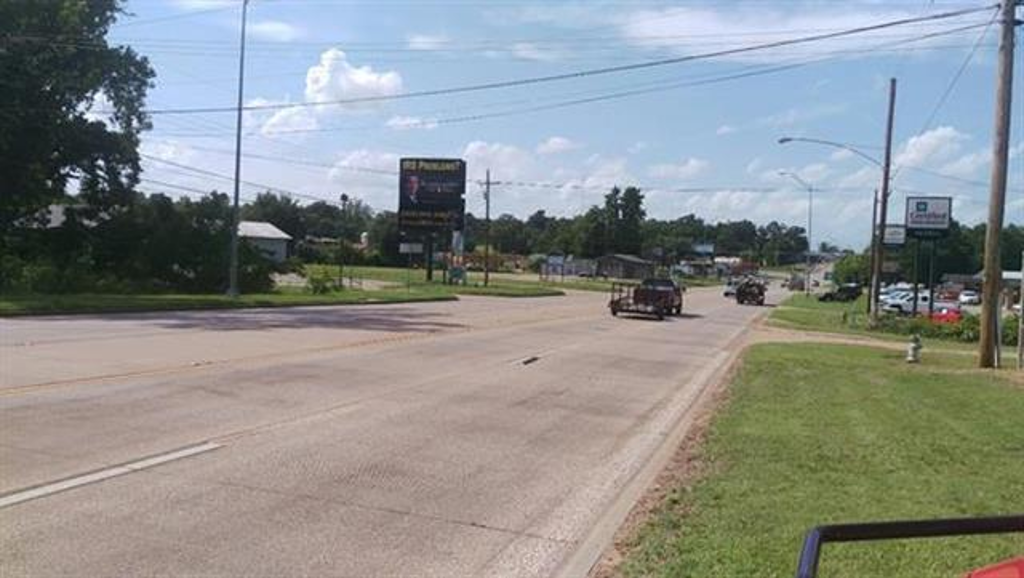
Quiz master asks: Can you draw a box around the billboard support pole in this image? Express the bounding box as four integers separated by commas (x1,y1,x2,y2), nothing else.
484,169,491,288
912,239,921,317
928,240,936,317
425,234,434,282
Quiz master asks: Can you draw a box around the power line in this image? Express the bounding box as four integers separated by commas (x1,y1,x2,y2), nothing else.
152,22,995,139
124,4,996,116
140,153,338,204
917,8,999,136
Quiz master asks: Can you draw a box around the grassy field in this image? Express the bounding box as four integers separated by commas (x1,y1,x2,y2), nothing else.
315,264,720,293
308,265,565,297
621,343,1023,578
0,288,458,316
768,294,876,335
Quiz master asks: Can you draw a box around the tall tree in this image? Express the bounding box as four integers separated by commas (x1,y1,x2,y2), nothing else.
0,0,154,231
617,187,645,255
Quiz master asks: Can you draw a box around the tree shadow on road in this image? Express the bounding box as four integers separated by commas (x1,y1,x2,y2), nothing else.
67,306,469,333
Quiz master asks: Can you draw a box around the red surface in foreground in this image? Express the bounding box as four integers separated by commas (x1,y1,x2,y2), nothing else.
967,557,1024,578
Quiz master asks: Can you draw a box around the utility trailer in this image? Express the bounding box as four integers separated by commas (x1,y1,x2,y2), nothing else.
608,279,682,320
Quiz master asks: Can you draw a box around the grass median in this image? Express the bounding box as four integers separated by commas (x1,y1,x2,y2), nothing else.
619,343,1023,578
0,288,458,316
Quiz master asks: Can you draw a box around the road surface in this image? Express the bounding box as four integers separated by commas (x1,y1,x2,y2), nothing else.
1,287,773,577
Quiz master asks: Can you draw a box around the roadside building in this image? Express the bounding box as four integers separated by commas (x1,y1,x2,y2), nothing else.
596,254,655,279
239,220,292,263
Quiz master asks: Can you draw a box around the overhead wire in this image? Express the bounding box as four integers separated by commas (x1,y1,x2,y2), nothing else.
108,4,997,116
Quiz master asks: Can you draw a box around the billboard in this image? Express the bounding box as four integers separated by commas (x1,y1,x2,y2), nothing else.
882,224,906,247
905,196,952,239
398,158,466,233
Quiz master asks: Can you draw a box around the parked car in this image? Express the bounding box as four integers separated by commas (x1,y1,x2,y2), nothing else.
818,283,862,302
931,307,963,324
958,290,981,305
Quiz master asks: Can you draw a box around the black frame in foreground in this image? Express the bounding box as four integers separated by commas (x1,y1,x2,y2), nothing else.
795,514,1024,578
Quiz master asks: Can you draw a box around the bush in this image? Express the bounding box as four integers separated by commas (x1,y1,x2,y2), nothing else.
869,311,1018,346
305,267,335,294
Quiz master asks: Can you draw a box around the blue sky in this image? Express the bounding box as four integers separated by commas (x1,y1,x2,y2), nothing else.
108,0,1023,248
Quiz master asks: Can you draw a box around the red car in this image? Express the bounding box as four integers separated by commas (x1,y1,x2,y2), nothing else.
930,307,963,324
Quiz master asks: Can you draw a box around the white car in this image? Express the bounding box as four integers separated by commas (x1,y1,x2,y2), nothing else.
958,290,981,306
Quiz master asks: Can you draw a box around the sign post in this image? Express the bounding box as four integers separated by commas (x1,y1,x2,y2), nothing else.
905,197,952,317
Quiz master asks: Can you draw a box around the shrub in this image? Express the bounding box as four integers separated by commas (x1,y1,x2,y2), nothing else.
305,267,335,294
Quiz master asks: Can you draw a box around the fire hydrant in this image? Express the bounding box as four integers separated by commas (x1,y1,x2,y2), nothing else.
906,334,922,363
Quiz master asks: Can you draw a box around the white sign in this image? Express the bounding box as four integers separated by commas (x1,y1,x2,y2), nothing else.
905,196,952,232
399,242,424,254
882,225,906,246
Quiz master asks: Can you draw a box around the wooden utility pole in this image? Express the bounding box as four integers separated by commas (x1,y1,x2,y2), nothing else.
227,0,249,297
870,78,897,324
484,169,491,288
980,0,1017,368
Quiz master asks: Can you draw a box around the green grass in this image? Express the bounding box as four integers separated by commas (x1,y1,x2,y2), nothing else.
621,343,1024,578
309,264,566,298
768,294,981,351
312,264,719,294
0,288,457,316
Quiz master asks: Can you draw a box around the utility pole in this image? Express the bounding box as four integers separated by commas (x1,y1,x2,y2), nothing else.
484,169,491,287
338,193,349,289
870,78,896,325
806,182,813,296
227,0,249,297
980,0,1018,368
867,189,878,315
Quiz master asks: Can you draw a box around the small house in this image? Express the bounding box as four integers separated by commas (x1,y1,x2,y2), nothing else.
239,221,292,263
596,254,655,280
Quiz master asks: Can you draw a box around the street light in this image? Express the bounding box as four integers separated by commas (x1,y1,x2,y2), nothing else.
338,193,350,289
778,171,814,296
778,135,888,315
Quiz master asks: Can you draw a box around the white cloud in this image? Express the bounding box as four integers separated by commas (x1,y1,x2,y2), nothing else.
249,20,302,42
618,5,954,64
170,0,233,10
745,158,764,175
648,158,709,180
757,103,847,128
830,149,854,162
940,149,989,179
895,126,967,168
511,42,562,62
385,115,438,130
536,136,579,155
328,149,401,209
716,124,736,136
628,141,649,154
463,141,535,180
141,140,196,164
406,34,449,51
81,91,115,129
305,49,403,109
261,106,318,135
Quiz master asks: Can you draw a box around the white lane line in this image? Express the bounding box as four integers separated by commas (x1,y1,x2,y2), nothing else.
0,441,222,509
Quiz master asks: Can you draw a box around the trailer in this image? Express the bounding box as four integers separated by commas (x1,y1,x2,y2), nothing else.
608,279,682,320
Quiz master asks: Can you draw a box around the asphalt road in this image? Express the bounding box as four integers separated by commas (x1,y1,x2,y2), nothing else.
1,287,774,577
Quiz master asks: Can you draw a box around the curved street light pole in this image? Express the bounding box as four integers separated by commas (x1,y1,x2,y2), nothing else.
778,84,897,323
779,171,814,296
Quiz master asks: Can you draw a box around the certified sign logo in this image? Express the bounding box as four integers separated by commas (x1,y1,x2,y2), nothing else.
905,196,952,239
